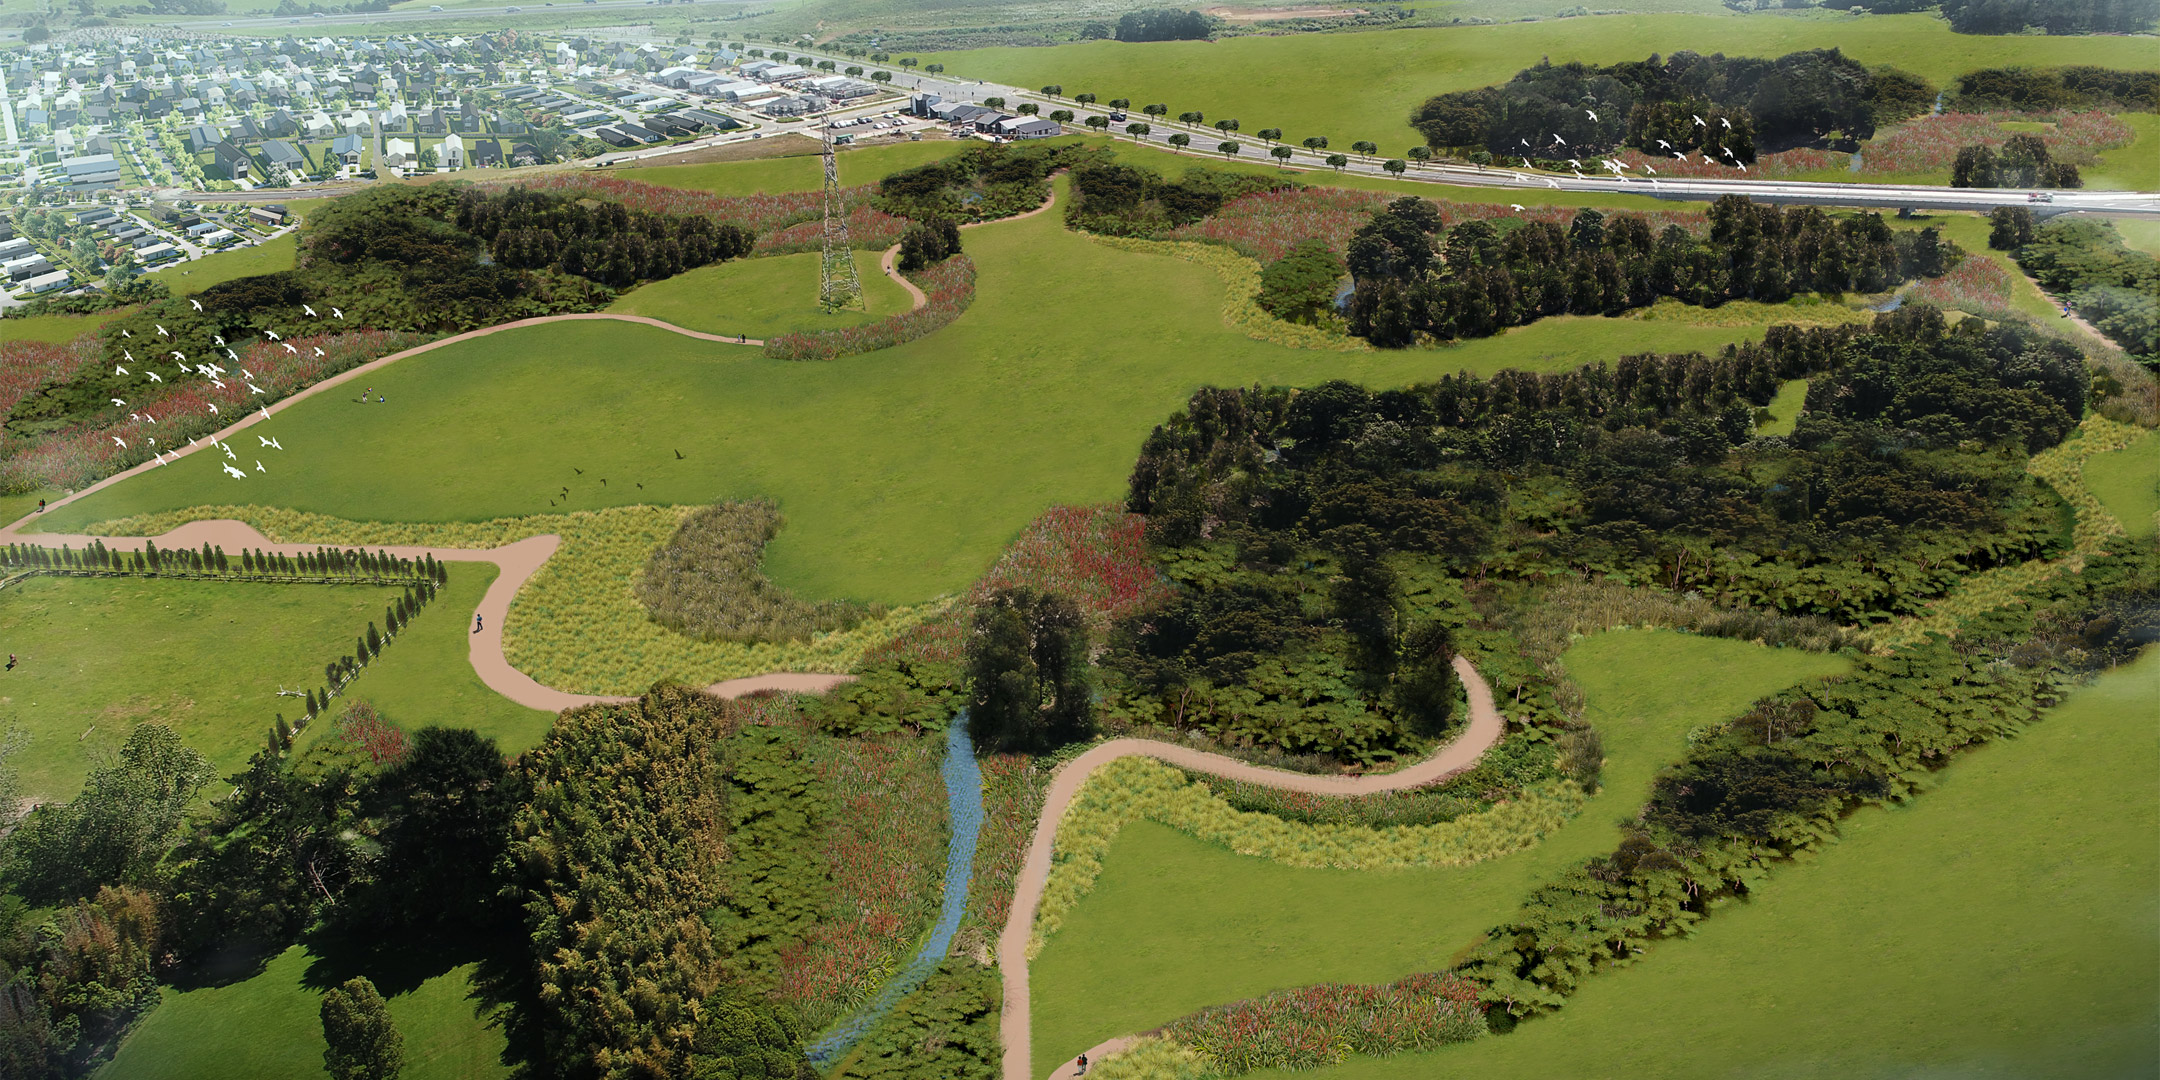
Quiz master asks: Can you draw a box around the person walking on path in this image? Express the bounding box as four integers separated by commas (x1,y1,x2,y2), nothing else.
1075,1054,1088,1075
473,613,482,634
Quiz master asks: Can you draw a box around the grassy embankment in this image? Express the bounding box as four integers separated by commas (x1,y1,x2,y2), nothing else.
1242,645,2160,1080
0,566,548,801
2084,427,2160,541
1029,629,1851,1074
920,14,2159,151
37,178,1864,609
607,249,914,338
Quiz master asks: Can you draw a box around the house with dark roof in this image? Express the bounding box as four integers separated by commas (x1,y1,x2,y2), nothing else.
261,139,306,173
211,140,253,181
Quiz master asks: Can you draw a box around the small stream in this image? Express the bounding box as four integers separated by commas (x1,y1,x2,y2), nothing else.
803,710,984,1067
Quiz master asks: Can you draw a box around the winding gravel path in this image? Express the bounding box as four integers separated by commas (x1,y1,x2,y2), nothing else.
1002,655,1510,1080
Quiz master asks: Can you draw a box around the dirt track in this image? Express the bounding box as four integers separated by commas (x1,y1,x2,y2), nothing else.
1001,655,1509,1080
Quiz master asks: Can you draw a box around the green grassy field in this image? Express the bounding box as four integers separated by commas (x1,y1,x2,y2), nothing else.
2086,427,2160,541
0,565,544,802
2083,113,2160,193
1245,645,2160,1080
606,249,914,338
620,138,966,195
0,575,398,801
151,233,300,296
2,311,115,344
1755,377,1809,437
922,14,2160,150
36,179,1842,607
2117,219,2160,258
1029,629,1851,1074
96,943,510,1080
309,562,555,759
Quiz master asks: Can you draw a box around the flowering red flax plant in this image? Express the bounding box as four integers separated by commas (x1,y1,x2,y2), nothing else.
332,700,410,766
1860,110,2135,175
764,255,976,361
0,336,103,418
1906,254,2019,320
775,732,948,1026
1162,972,1488,1073
964,751,1049,930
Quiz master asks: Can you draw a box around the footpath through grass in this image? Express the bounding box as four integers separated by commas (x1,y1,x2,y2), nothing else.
921,14,2156,151
41,179,1843,607
1028,629,1849,1074
606,249,913,339
1249,646,2160,1080
96,943,510,1080
2085,427,2160,541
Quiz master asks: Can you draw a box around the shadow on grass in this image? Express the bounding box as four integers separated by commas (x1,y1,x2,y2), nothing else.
298,921,548,1079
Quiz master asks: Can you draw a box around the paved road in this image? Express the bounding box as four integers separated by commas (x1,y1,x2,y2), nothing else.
169,0,753,31
997,654,1510,1080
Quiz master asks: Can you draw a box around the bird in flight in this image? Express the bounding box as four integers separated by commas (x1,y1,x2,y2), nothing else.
249,383,268,396
208,403,220,415
1657,139,1672,150
1585,109,1598,122
313,347,325,357
224,463,247,479
573,467,584,474
1568,158,1583,169
1510,204,1525,212
1552,133,1567,146
121,329,131,338
112,436,127,448
156,325,169,336
303,304,318,317
256,461,267,473
281,343,298,354
111,397,127,407
214,335,226,346
1545,177,1561,188
190,298,203,311
1693,114,1707,127
1721,117,1732,130
265,330,281,341
675,449,685,459
116,365,130,376
332,308,344,319
1645,163,1657,174
171,350,185,361
147,372,163,383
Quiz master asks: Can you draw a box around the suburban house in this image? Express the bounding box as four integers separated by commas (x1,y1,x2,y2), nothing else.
332,133,365,166
441,131,466,169
383,137,416,168
261,139,306,175
58,153,123,189
18,269,71,295
996,115,1062,139
211,140,252,181
469,138,503,167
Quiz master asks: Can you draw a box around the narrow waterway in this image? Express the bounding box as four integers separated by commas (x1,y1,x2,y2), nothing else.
804,709,985,1067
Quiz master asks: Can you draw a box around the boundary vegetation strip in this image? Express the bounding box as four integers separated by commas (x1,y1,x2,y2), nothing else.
998,655,1508,1080
1029,757,1583,955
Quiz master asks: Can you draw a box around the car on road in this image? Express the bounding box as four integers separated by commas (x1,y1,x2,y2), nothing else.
1108,111,1127,122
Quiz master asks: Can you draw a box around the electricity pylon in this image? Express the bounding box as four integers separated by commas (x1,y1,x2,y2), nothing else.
818,126,864,312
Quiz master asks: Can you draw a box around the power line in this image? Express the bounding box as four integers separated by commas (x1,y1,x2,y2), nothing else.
817,126,863,313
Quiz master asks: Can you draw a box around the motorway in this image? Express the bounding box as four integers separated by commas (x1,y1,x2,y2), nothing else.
171,0,752,32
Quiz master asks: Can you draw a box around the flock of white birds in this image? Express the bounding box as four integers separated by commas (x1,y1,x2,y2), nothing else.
1509,108,1748,190
106,296,349,481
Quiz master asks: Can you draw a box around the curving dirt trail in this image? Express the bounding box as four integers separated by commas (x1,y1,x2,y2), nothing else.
879,180,1060,313
1002,655,1510,1080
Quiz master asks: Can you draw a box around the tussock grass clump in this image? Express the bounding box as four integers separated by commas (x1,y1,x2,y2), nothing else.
636,501,884,644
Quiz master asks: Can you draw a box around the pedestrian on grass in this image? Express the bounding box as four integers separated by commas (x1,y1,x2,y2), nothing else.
5,654,14,671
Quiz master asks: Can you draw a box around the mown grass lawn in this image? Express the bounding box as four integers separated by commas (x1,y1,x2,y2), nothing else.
920,13,2158,150
96,943,510,1080
2083,112,2160,194
2085,427,2160,541
620,138,967,195
606,249,913,338
0,575,398,801
1247,646,2160,1080
1755,377,1810,437
1028,630,1850,1075
313,561,555,758
0,566,544,802
2,311,118,344
40,179,1854,607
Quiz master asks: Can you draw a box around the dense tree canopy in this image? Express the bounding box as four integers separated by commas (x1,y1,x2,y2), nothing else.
1411,49,1886,157
1114,8,1211,40
1940,0,2160,35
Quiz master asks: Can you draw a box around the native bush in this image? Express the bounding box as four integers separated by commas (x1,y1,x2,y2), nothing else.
715,725,831,987
637,501,884,643
2016,219,2160,364
0,885,164,1079
2,725,212,903
967,587,1093,755
1255,239,1347,327
1067,161,1291,238
830,958,1000,1080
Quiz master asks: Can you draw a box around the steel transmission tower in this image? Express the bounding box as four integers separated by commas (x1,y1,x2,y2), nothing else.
818,128,864,312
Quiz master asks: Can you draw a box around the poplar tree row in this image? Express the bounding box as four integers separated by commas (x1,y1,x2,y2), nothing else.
0,541,449,583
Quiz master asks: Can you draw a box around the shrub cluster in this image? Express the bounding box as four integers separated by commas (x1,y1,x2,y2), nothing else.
635,501,883,643
2014,218,2160,365
830,958,1000,1080
1940,1,2160,38
1067,162,1291,238
875,141,1086,225
1160,972,1487,1074
1949,132,2081,189
1113,8,1211,40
